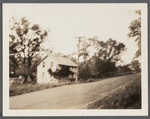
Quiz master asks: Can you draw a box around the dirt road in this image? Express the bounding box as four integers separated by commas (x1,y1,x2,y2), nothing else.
10,74,140,109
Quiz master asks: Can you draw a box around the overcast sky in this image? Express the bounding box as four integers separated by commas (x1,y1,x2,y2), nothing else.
6,4,141,64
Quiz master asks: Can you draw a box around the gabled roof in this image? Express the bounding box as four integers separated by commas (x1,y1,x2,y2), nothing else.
36,55,48,66
50,55,77,67
37,55,77,67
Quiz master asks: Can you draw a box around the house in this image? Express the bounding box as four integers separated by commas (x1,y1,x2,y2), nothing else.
36,55,77,84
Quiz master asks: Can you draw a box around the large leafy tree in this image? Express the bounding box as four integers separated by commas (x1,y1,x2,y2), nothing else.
128,10,141,58
9,16,50,82
78,38,126,79
92,38,126,77
93,38,126,63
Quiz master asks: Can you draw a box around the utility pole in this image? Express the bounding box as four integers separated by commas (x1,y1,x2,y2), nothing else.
75,36,84,82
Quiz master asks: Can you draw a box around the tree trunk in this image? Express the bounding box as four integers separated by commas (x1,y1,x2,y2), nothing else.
23,75,28,84
65,77,66,84
30,75,34,82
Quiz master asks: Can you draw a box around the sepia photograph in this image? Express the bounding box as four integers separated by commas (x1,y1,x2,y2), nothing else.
3,3,148,116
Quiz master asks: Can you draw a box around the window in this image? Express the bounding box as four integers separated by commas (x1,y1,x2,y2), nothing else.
50,62,53,68
42,72,44,78
43,62,45,67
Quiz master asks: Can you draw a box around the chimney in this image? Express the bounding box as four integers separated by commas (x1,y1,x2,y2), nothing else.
49,47,54,55
49,50,53,54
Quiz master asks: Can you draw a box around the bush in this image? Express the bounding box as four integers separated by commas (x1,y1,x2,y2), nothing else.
68,78,75,82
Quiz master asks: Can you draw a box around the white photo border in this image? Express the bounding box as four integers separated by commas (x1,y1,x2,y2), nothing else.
3,3,148,116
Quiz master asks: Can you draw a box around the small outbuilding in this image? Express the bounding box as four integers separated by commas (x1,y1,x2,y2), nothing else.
36,55,77,84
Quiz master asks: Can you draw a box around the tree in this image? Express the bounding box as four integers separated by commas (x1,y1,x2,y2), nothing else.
128,10,141,58
78,38,126,79
87,54,103,78
131,60,141,73
9,56,18,77
117,64,132,75
9,34,19,77
9,16,50,83
78,38,92,79
93,38,126,62
79,61,92,80
79,39,90,62
90,38,125,77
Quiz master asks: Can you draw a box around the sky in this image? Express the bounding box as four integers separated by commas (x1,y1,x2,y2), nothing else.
6,4,141,65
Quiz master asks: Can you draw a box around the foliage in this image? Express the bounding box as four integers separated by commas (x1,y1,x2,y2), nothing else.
131,60,141,72
79,62,91,80
9,56,18,77
117,64,132,75
128,10,141,58
9,16,50,82
92,38,126,62
47,65,74,79
78,38,126,79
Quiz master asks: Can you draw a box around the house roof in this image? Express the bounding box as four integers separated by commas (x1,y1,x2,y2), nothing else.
36,55,48,66
37,55,77,67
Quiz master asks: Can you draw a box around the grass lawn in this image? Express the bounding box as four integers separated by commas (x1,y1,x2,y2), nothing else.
9,77,97,97
9,81,72,97
87,76,141,109
9,73,139,97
